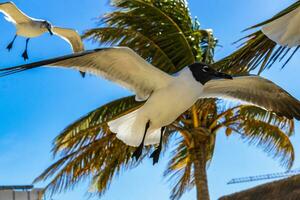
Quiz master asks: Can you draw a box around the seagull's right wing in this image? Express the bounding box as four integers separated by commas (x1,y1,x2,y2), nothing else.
0,47,173,101
52,27,84,52
0,2,31,24
200,76,300,120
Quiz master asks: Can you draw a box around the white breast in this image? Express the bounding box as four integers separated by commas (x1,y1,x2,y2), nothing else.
139,68,203,129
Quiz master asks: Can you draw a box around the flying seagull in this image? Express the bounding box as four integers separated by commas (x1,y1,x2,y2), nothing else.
0,2,84,61
1,47,300,164
261,4,300,48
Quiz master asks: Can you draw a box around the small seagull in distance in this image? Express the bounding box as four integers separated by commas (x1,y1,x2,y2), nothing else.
0,1,84,63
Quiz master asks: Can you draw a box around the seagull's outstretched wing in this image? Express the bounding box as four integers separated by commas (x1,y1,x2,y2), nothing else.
52,27,85,77
0,47,173,101
200,76,300,120
0,2,31,24
52,27,84,52
262,6,300,47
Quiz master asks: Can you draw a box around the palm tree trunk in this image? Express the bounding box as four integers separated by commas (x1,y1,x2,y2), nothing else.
191,136,210,200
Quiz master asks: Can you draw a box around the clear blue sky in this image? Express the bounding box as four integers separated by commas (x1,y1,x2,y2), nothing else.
0,0,299,200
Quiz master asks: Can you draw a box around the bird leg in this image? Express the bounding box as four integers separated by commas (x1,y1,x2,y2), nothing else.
132,121,150,161
6,35,17,51
22,38,30,60
150,127,165,165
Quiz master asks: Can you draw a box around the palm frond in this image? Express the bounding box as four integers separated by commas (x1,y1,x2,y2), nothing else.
215,31,299,74
234,119,294,169
196,29,217,64
37,95,178,196
238,106,294,136
53,96,141,155
83,0,215,73
83,27,176,72
35,96,143,195
164,131,216,200
35,132,139,196
164,138,193,200
215,105,295,168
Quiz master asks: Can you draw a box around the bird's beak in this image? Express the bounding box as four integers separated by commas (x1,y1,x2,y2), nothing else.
47,27,53,36
214,71,232,79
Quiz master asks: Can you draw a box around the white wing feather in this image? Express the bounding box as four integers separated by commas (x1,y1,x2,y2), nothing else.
0,47,173,100
52,27,84,52
49,47,173,100
262,6,300,47
200,76,300,119
0,2,31,24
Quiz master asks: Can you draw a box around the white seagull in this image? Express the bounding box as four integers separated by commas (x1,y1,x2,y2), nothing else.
262,5,300,47
1,47,300,164
0,1,84,60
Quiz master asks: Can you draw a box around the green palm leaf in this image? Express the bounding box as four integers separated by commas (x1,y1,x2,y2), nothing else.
36,95,177,196
35,132,139,195
35,96,142,194
216,105,295,168
164,138,193,200
83,27,176,72
53,96,142,155
215,31,299,74
83,0,215,73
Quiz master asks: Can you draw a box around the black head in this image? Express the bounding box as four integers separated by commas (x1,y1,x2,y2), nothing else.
42,21,53,35
188,63,232,85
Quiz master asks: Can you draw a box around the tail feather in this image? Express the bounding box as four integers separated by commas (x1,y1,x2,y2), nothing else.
108,110,143,147
108,110,161,147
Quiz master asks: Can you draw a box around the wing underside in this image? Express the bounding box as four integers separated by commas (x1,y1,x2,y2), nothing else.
0,47,173,101
201,76,300,119
0,2,31,24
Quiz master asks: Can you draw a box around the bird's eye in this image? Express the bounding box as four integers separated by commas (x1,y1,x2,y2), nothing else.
202,66,209,72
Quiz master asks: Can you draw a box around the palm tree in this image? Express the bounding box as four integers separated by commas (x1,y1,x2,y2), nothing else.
34,1,296,200
216,0,300,74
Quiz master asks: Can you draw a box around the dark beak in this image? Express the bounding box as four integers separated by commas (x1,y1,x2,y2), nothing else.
214,71,232,79
47,27,53,35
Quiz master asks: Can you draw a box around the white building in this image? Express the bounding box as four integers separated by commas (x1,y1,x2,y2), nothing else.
0,185,44,200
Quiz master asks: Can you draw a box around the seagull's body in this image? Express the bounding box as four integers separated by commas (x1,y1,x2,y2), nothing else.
0,2,84,61
16,20,46,37
109,67,204,146
262,5,300,47
1,47,300,164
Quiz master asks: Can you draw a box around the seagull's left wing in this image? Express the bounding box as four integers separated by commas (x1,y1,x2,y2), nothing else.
0,47,173,101
262,6,300,47
200,76,300,120
52,27,84,52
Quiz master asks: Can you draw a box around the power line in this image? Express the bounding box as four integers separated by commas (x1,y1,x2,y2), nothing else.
227,168,300,184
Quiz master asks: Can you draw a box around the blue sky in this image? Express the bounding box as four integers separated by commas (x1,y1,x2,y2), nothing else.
0,0,299,200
